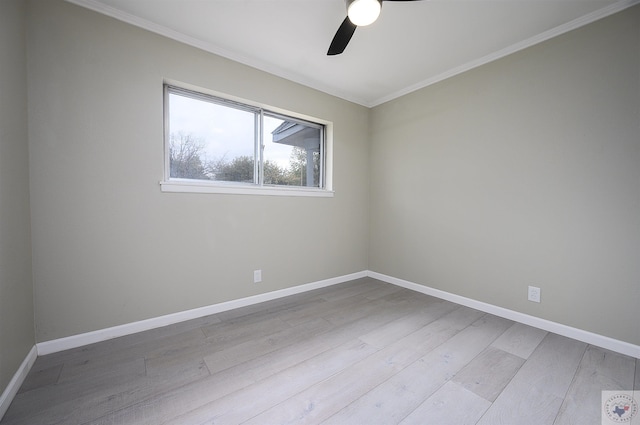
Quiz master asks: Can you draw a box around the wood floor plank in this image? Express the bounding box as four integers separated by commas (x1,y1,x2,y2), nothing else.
203,318,332,375
320,296,393,327
241,306,486,425
91,337,349,424
79,359,210,425
163,339,379,425
89,298,419,425
398,381,491,425
213,294,328,326
1,357,148,425
315,278,388,302
490,322,548,359
451,346,525,402
2,279,637,425
554,345,636,425
241,346,416,425
358,299,458,349
34,314,221,372
360,282,408,301
278,284,402,327
475,333,587,425
320,289,441,328
11,319,302,424
16,362,63,394
60,328,207,383
141,317,297,374
212,280,370,324
202,315,292,346
322,315,513,425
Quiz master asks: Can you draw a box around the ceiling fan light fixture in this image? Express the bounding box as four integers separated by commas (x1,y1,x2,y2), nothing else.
347,0,381,26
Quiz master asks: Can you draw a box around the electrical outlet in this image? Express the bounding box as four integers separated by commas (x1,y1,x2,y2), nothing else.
253,270,262,283
528,286,541,303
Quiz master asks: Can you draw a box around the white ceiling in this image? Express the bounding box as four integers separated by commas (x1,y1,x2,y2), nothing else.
69,0,636,107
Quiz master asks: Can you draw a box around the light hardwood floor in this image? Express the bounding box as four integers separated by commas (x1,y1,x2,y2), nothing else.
2,278,638,425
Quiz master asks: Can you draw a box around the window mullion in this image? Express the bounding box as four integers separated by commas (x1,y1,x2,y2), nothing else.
256,110,264,186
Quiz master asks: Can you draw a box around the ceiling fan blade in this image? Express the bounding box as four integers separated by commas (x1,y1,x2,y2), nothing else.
327,16,357,56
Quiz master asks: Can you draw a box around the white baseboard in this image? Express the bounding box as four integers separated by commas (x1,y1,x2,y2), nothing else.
35,269,640,360
4,271,636,420
369,271,640,359
36,271,368,356
0,345,37,421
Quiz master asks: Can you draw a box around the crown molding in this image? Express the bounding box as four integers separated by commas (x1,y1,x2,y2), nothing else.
370,0,640,107
65,0,640,109
64,0,371,107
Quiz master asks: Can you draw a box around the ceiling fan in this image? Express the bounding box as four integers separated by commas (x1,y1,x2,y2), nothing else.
327,0,423,56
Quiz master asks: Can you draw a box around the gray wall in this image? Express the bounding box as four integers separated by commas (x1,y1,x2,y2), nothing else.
370,6,640,345
0,0,35,391
27,0,370,342
14,0,640,351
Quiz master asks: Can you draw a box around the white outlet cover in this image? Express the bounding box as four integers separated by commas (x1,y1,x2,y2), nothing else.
528,286,541,303
253,270,262,283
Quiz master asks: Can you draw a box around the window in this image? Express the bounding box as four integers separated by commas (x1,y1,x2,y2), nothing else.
161,84,332,196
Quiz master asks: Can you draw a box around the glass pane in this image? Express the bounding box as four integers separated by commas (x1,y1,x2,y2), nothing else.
168,91,255,183
263,115,322,188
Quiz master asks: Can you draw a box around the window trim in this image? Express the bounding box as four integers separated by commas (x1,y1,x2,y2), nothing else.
160,179,334,197
160,82,334,197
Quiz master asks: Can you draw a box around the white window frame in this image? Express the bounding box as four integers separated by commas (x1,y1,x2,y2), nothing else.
160,82,334,197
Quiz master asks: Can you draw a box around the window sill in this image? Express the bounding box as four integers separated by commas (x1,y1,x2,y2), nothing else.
160,180,334,197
